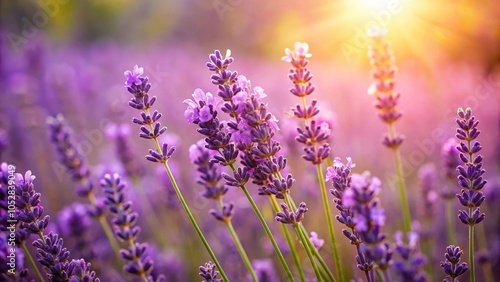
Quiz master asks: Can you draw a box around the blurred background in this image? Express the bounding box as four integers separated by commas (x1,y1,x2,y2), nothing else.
1,0,500,281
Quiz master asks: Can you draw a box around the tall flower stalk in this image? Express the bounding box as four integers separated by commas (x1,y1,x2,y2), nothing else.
455,107,487,282
343,172,393,281
367,29,411,234
189,142,257,281
100,173,158,282
283,42,343,281
124,65,229,281
327,157,374,281
47,115,120,256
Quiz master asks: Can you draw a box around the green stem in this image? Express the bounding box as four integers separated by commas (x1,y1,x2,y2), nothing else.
388,123,411,234
21,243,44,282
281,193,336,281
316,164,344,281
145,109,228,281
445,198,456,245
163,161,229,281
294,224,323,281
272,166,336,281
218,199,258,282
469,221,475,282
238,183,294,281
88,193,121,258
268,196,306,282
227,163,294,281
476,215,494,282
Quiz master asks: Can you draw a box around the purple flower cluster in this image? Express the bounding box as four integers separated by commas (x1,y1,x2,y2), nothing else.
199,261,222,282
100,173,157,280
440,245,468,281
283,42,331,164
392,231,427,282
33,233,100,282
10,169,99,281
327,158,375,275
125,65,175,163
47,114,94,197
343,172,392,271
455,108,486,226
14,171,49,236
189,141,234,222
367,29,404,148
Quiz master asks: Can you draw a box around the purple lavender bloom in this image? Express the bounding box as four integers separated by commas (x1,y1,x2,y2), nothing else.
343,172,392,270
57,203,91,237
124,65,144,87
199,261,222,282
283,43,332,164
33,232,100,282
309,232,324,251
100,173,154,279
252,259,278,282
275,202,308,225
367,29,404,148
392,231,427,282
440,245,468,281
47,114,93,197
327,158,374,276
184,89,221,124
455,108,486,226
124,66,175,163
14,170,50,235
189,141,229,201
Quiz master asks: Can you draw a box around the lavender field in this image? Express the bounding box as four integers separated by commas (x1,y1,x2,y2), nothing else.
1,1,500,281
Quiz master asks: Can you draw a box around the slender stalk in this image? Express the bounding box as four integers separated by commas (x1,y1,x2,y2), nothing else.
421,234,433,276
217,199,258,282
476,218,494,282
87,192,121,257
316,164,344,281
388,123,411,234
469,221,475,282
272,167,336,281
268,195,306,282
294,223,323,281
144,109,229,281
162,160,229,281
280,193,336,281
446,198,456,245
239,184,294,281
226,164,294,281
21,243,44,282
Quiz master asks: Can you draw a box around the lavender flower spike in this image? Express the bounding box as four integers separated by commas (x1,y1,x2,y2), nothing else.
455,107,486,282
47,114,93,197
33,232,100,282
441,245,468,281
100,173,155,280
199,261,222,282
455,108,486,226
